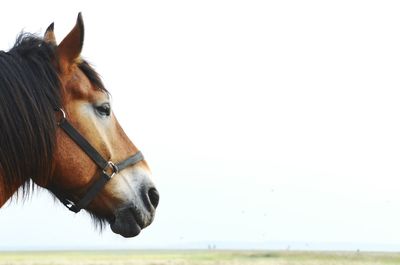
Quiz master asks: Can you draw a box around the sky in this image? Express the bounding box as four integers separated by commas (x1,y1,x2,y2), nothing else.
1,0,400,251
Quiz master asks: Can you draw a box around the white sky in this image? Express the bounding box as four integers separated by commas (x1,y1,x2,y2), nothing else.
1,0,400,251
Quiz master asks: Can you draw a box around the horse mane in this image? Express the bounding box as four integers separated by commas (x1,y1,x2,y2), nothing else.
0,33,107,199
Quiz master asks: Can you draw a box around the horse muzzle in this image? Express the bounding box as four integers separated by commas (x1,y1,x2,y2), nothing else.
110,185,159,238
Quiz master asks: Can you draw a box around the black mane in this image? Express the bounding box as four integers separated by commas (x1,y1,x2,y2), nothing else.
0,33,106,197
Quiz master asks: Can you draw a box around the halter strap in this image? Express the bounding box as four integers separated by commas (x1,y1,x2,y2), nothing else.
55,109,144,213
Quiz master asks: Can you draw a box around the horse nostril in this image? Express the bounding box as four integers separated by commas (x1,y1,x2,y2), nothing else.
148,188,160,209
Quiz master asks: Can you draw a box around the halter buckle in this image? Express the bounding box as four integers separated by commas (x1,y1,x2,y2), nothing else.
103,161,119,179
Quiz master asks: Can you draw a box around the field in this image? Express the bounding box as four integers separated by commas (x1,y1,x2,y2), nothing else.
1,250,400,265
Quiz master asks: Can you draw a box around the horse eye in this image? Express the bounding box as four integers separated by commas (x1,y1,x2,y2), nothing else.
95,103,111,117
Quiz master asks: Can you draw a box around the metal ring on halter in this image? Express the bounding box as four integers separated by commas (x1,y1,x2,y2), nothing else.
56,108,67,125
103,161,119,180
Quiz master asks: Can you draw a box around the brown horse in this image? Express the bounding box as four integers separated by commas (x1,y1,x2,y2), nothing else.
0,13,159,238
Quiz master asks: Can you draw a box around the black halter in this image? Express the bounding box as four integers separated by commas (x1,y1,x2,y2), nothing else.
54,108,144,213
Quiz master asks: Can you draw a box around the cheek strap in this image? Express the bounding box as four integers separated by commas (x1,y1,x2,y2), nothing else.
53,108,144,213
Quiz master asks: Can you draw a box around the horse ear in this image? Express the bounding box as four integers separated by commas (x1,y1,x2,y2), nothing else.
44,22,57,45
58,13,84,65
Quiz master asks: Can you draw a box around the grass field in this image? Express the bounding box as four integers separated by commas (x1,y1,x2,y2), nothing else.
1,250,400,265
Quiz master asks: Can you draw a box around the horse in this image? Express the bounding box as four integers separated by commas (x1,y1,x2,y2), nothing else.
0,13,159,238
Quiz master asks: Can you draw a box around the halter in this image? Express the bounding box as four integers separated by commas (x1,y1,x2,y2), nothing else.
54,108,144,213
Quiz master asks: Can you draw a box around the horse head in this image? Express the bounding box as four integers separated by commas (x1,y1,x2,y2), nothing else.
43,14,159,237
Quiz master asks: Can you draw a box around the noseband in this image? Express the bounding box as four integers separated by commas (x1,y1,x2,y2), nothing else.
54,108,144,213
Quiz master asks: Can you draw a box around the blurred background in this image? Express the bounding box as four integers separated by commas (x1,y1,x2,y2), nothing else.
1,0,400,251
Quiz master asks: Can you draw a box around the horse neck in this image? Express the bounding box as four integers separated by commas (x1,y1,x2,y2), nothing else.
0,184,7,207
0,173,24,207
